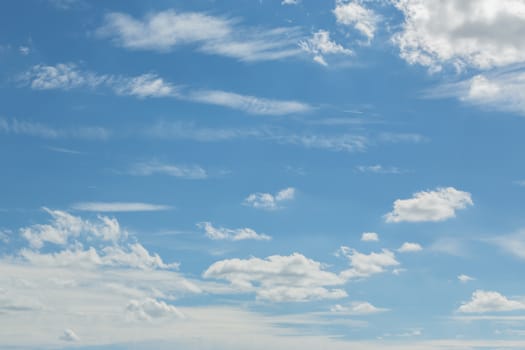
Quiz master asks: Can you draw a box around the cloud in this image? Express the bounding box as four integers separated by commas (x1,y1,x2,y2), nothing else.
489,229,525,260
334,0,379,42
385,187,473,223
243,187,296,210
361,232,379,242
431,70,525,115
299,30,353,66
458,290,525,313
0,117,110,140
20,208,125,249
282,0,300,4
338,247,400,279
356,165,403,174
187,89,312,115
72,202,172,212
397,242,422,253
197,222,271,241
126,298,185,321
203,253,347,302
392,0,525,72
330,301,388,315
60,329,79,342
21,63,311,115
129,161,207,179
97,10,303,62
458,274,475,283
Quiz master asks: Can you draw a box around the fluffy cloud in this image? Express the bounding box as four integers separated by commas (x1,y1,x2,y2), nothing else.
334,0,379,42
361,232,379,242
71,202,172,212
392,0,525,72
338,247,400,279
299,30,353,66
97,10,303,62
126,298,185,321
243,187,296,210
397,242,422,253
203,253,346,302
197,222,271,241
22,63,311,115
20,208,125,249
330,301,388,315
458,290,525,313
385,187,473,223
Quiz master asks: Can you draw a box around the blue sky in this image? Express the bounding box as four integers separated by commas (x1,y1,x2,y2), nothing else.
2,0,525,349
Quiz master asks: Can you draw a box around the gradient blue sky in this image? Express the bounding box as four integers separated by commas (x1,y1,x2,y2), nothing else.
2,1,525,349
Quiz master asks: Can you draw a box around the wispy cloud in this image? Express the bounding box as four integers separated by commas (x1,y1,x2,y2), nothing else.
71,202,172,212
129,161,207,179
356,165,403,174
21,63,311,115
97,10,304,62
299,30,353,66
0,117,110,140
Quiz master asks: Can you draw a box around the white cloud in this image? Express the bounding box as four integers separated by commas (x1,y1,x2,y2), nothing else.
243,187,296,210
490,230,525,260
20,208,125,249
334,0,379,42
22,64,311,116
197,222,271,241
126,298,185,321
331,301,388,315
188,90,312,115
129,161,207,179
458,290,525,313
458,274,475,283
361,232,379,242
203,253,347,302
72,202,172,212
60,329,79,342
385,187,473,223
282,0,300,4
397,242,422,253
431,70,525,115
19,46,30,55
0,117,110,140
299,30,353,66
338,247,400,279
356,165,402,174
97,10,303,62
392,0,525,72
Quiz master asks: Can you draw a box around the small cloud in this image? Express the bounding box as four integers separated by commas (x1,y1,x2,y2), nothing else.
243,187,295,210
60,329,79,342
299,30,353,66
330,301,388,315
361,232,379,242
129,161,207,179
282,0,300,4
458,274,475,283
356,165,403,174
458,290,525,313
397,242,422,253
19,46,30,55
197,222,271,241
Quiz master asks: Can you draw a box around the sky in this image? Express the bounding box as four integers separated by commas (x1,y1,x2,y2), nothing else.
2,0,525,349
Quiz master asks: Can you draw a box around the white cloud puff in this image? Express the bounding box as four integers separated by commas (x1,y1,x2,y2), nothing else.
397,242,422,253
392,0,525,72
361,232,379,242
330,301,388,315
338,247,400,279
299,30,353,66
243,187,296,210
458,290,525,313
126,298,185,321
334,0,379,42
60,329,80,342
385,187,473,223
203,253,346,302
197,222,271,241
